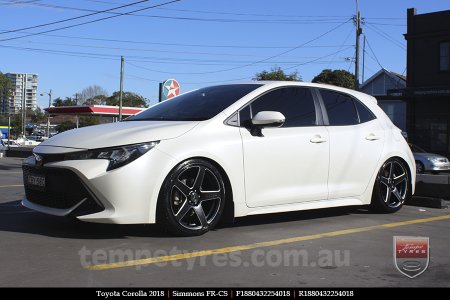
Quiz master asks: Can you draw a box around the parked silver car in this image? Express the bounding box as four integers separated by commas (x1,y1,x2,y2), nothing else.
409,143,450,173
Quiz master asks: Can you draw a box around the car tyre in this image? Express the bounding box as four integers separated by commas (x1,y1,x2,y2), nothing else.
158,159,226,236
370,158,411,213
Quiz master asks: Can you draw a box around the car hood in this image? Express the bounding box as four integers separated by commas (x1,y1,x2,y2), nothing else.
413,152,448,160
35,121,199,150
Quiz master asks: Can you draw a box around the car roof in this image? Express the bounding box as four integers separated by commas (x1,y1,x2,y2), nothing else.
217,81,374,101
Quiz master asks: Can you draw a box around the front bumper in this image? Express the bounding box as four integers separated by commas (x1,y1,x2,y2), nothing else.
22,164,104,216
22,148,175,224
425,161,450,172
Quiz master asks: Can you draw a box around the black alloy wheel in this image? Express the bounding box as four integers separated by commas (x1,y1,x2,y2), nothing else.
370,158,411,213
158,159,226,236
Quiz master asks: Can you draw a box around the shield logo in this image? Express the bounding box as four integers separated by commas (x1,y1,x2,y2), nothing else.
394,236,429,278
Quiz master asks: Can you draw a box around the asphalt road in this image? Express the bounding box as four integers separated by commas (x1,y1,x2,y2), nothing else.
0,157,449,287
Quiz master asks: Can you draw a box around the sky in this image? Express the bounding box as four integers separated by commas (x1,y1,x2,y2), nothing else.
0,0,449,108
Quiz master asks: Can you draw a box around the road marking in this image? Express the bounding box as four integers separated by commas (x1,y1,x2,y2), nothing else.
86,214,450,271
0,185,23,188
0,171,22,174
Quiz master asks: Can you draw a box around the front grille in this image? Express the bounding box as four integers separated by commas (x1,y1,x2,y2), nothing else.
23,165,104,216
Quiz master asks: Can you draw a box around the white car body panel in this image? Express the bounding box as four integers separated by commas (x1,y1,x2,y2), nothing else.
22,82,416,226
326,119,385,199
241,126,329,207
44,121,199,149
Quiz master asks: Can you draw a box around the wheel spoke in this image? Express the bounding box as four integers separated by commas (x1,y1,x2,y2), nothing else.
392,188,403,202
193,167,206,190
393,173,407,186
388,162,394,179
200,191,221,201
174,180,191,197
379,176,390,187
385,188,392,203
193,204,208,227
175,200,191,222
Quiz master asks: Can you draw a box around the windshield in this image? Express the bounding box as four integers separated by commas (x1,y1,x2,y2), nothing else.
409,143,427,153
127,84,262,122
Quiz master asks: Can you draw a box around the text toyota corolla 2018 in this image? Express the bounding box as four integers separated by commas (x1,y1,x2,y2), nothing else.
22,82,415,236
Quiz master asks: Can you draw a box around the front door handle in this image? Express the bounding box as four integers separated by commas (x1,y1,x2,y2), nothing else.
366,133,381,141
310,135,328,143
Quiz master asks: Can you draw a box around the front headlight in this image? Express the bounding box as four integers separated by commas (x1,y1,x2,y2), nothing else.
427,157,441,165
65,141,159,171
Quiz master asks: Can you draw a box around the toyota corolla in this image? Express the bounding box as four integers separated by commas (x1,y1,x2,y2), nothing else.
22,82,415,236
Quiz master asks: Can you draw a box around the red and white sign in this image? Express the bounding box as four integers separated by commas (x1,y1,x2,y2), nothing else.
162,79,180,100
394,236,430,278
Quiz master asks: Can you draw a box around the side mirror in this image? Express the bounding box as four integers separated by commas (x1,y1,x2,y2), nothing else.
250,111,285,136
252,111,285,127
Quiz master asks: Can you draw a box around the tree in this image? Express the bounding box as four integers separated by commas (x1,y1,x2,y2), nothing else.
53,97,76,107
56,120,76,133
83,94,107,106
255,66,301,81
78,85,108,105
79,115,102,127
0,72,12,112
312,69,355,89
105,91,148,108
10,113,22,137
29,107,46,123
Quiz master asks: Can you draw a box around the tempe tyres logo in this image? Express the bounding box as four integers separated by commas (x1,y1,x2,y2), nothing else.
394,236,429,278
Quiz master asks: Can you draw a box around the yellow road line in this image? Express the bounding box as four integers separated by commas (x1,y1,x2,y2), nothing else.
0,185,23,188
0,172,23,174
87,214,450,271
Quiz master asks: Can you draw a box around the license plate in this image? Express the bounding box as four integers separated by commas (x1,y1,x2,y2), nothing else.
27,174,45,190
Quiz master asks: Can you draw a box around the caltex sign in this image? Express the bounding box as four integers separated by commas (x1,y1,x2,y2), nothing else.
161,79,180,101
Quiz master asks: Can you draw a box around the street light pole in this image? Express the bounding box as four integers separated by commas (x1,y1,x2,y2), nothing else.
40,89,52,137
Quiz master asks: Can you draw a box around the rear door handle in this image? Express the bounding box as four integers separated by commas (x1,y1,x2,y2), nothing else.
310,135,327,143
366,133,381,141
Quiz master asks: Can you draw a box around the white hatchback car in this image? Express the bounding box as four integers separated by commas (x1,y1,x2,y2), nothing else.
22,82,415,236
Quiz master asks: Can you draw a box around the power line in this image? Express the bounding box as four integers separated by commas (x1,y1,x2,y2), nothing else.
364,35,404,88
365,37,383,69
0,26,354,49
126,19,352,75
0,0,41,6
364,22,405,27
1,0,350,24
10,39,341,58
0,0,151,35
365,23,406,50
0,0,182,42
325,27,354,69
0,43,348,67
126,47,352,86
79,0,350,19
283,46,353,70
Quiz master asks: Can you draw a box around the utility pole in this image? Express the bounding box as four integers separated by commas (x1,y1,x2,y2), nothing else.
362,35,366,83
354,0,362,91
47,89,52,137
40,89,52,137
158,82,163,102
22,76,26,137
7,112,11,150
119,56,124,121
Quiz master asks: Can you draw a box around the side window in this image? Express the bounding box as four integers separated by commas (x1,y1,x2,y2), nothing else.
239,87,317,128
320,89,359,126
354,99,375,123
